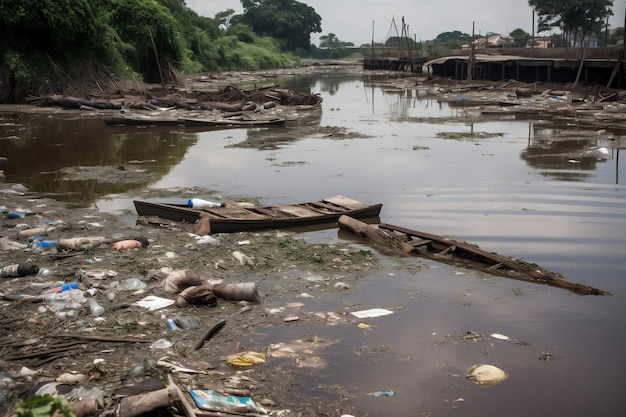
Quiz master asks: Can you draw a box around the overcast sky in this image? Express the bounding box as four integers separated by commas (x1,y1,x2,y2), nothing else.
185,0,625,46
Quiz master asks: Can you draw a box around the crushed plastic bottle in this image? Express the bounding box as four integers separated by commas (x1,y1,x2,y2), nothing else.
88,298,105,317
43,289,86,311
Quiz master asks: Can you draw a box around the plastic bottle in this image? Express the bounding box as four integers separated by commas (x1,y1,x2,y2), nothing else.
165,319,181,330
187,198,223,209
31,240,58,250
88,298,105,317
42,289,85,311
0,263,40,278
6,211,31,219
45,282,79,294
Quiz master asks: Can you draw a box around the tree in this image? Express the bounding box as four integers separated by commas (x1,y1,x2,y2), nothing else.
528,0,613,46
435,31,471,42
509,28,531,46
239,0,322,51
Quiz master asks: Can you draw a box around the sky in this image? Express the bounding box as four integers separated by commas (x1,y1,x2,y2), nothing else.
185,0,626,46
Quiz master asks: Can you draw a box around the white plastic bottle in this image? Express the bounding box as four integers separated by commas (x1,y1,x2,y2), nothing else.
89,298,105,316
187,198,222,208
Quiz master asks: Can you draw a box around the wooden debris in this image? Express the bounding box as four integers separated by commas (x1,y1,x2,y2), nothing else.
338,215,609,295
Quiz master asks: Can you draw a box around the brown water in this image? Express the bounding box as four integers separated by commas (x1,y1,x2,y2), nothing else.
1,74,625,416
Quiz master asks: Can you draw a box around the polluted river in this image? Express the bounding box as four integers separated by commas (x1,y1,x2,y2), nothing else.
0,67,625,417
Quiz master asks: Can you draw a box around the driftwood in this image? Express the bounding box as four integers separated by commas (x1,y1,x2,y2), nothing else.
338,215,608,295
27,84,322,112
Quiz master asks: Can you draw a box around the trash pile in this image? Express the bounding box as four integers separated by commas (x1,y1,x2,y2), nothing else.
0,181,382,416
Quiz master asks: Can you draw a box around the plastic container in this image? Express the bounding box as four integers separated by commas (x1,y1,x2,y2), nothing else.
45,282,79,293
88,298,105,317
31,240,58,249
0,263,40,278
187,198,223,209
165,319,181,330
43,289,85,311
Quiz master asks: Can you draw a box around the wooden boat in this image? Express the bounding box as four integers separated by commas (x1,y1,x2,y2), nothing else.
181,117,285,127
338,215,608,296
103,116,286,128
134,196,382,234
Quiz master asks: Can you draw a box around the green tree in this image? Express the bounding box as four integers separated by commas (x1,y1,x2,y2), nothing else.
238,0,322,51
435,31,471,42
528,0,613,46
509,28,531,46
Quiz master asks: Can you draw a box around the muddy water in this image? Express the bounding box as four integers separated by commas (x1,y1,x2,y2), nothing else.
1,74,625,416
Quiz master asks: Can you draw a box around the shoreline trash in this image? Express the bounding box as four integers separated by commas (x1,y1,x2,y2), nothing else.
466,364,508,387
188,198,223,209
350,308,393,319
1,263,39,278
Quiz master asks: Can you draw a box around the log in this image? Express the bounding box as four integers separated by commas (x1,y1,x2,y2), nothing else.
338,215,414,253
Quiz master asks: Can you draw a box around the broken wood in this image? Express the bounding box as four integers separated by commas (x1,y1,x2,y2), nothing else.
338,215,609,295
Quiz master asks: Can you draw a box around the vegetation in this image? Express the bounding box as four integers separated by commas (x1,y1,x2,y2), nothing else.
235,0,321,51
0,0,301,102
12,395,75,417
528,0,614,46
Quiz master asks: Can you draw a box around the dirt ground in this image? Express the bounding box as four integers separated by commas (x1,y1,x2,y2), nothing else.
1,63,624,417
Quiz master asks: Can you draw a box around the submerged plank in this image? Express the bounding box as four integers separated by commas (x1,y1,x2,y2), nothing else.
338,216,608,296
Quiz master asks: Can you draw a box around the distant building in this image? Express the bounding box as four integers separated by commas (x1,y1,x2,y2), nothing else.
527,36,554,48
463,34,515,49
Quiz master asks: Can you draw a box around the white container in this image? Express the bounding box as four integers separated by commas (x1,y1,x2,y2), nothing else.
187,198,222,209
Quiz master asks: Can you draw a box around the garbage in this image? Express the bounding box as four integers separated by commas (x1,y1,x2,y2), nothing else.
366,390,395,397
88,298,105,316
0,262,39,278
193,319,227,350
163,269,204,293
43,289,86,311
175,285,217,308
490,333,510,341
156,357,208,374
227,351,266,367
112,278,147,291
187,389,267,415
132,295,175,311
212,282,260,303
233,250,254,266
17,227,47,238
57,236,107,251
466,364,508,387
112,239,143,250
350,308,394,319
268,337,336,369
56,371,88,384
165,319,181,330
187,198,223,208
149,339,173,350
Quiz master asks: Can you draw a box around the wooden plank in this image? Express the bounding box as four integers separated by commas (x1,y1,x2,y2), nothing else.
275,205,321,218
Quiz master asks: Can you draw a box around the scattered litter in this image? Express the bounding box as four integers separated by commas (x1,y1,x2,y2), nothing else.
133,295,175,311
188,389,267,415
366,390,395,397
466,364,508,387
227,351,266,367
233,250,254,266
149,338,173,350
490,333,510,341
350,308,393,319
